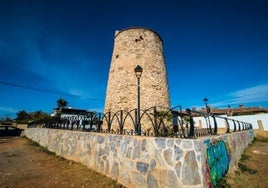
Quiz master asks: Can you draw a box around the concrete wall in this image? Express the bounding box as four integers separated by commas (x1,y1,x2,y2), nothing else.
231,114,268,130
25,128,254,188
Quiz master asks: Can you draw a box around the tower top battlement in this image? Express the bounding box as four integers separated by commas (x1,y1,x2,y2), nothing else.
114,27,163,42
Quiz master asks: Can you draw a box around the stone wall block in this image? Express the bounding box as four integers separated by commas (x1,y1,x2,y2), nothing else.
120,140,128,154
142,139,147,151
105,160,110,174
120,170,131,186
98,148,105,157
175,161,182,178
132,142,141,159
174,144,183,161
150,169,169,188
126,147,132,158
154,137,166,149
182,140,193,149
167,139,174,148
154,148,166,166
194,140,201,152
97,135,105,143
167,170,179,188
163,148,173,166
132,172,146,188
150,159,156,169
100,161,105,173
175,139,181,146
112,161,119,179
182,151,201,185
147,174,158,188
136,161,149,175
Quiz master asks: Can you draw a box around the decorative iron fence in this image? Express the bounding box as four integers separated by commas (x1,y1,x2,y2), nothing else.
28,105,252,138
185,108,252,138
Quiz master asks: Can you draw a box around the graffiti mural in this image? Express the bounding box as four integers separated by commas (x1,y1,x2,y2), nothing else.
204,139,230,187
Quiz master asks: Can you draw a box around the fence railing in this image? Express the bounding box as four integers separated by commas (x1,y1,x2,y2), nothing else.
28,106,253,138
185,108,253,138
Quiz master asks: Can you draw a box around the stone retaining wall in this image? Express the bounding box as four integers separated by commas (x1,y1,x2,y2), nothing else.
24,128,254,188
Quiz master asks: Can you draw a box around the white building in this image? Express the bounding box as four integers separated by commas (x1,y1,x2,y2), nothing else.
191,106,268,136
51,107,99,130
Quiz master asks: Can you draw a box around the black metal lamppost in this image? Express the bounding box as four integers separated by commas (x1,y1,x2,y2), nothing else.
203,98,210,113
203,97,212,134
135,65,143,135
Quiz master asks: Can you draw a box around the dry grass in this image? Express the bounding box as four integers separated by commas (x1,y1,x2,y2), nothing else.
226,137,268,188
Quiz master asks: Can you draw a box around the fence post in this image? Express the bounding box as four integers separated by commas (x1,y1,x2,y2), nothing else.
212,115,218,135
96,113,101,132
225,118,230,133
232,120,236,132
82,115,86,131
186,108,195,138
172,112,178,133
178,110,186,138
134,109,138,135
108,112,111,132
120,110,123,134
238,121,241,131
153,107,158,136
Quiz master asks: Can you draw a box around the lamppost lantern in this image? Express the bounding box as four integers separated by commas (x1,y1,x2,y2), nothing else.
135,65,143,78
203,98,208,105
203,97,212,134
134,65,143,135
203,97,210,113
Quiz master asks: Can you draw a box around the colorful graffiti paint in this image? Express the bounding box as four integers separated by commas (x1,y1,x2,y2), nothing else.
205,139,230,187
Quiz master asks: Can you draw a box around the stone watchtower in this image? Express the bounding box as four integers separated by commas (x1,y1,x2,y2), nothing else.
104,27,170,129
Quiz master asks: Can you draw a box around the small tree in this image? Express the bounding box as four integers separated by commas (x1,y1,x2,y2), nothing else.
5,117,13,122
16,110,29,124
15,110,50,124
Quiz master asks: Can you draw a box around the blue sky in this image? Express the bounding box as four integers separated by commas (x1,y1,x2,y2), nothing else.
0,0,268,118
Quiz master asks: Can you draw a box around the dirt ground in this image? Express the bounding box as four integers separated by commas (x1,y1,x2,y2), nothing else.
0,136,267,188
0,137,124,188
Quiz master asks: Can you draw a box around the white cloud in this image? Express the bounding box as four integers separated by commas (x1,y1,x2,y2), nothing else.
212,84,268,107
229,84,268,103
0,106,19,117
68,89,88,98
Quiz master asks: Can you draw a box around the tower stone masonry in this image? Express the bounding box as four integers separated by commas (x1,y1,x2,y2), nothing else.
104,27,170,130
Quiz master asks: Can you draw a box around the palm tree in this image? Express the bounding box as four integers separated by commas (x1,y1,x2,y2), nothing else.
56,98,68,117
57,98,68,108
